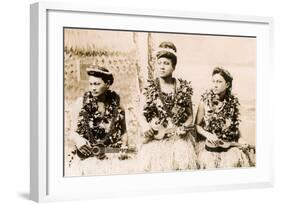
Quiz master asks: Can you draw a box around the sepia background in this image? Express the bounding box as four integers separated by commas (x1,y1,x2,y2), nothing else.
64,28,256,151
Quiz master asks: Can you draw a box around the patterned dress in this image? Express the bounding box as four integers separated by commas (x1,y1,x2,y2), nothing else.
137,78,198,172
196,90,255,169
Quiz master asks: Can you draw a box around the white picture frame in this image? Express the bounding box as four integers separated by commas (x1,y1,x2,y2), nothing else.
30,2,274,202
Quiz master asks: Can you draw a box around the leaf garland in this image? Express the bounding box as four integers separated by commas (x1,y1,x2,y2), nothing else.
143,78,193,128
76,90,125,148
202,90,241,142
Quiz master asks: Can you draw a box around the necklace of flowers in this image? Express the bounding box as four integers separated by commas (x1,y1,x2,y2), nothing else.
157,78,177,117
143,78,193,127
202,90,240,142
76,90,123,146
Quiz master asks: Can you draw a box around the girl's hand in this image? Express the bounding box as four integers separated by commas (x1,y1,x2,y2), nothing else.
78,144,92,157
206,134,220,146
144,128,155,139
176,126,187,136
240,143,251,151
143,128,156,144
118,145,129,160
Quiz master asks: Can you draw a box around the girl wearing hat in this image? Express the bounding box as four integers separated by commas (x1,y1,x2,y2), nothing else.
66,66,132,176
195,67,255,169
138,41,198,172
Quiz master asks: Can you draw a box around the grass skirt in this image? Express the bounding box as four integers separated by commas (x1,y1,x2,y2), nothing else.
196,141,256,169
65,151,138,176
137,133,198,172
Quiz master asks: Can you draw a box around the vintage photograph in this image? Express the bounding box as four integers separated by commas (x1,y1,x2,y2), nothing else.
64,28,256,177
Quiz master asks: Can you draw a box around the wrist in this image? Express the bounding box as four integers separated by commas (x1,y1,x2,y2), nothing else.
207,133,215,140
72,133,88,147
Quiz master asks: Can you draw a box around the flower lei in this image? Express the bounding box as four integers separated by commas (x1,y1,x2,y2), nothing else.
143,78,193,128
202,90,240,142
76,90,125,148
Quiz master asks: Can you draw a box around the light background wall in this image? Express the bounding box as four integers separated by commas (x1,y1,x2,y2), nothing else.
0,0,279,204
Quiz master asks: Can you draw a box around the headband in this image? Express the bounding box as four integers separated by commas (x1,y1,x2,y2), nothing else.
155,47,177,58
86,66,112,76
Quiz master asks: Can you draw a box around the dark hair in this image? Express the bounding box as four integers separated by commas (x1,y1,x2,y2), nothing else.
156,41,177,68
159,41,177,52
212,67,233,96
87,66,114,85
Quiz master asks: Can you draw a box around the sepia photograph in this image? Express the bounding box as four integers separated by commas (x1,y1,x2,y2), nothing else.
63,28,256,177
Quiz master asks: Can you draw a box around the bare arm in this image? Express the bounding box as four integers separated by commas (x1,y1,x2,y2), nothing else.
185,106,194,126
195,100,208,137
137,91,156,142
195,100,219,143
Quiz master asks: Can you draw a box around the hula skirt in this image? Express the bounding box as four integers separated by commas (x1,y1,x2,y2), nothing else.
137,133,198,172
196,141,256,169
65,150,138,176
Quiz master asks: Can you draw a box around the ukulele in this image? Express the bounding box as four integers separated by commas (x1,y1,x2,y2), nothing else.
205,139,255,152
74,141,137,160
143,123,195,143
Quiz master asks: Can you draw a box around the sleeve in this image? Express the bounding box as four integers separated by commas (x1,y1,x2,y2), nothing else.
68,97,88,147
